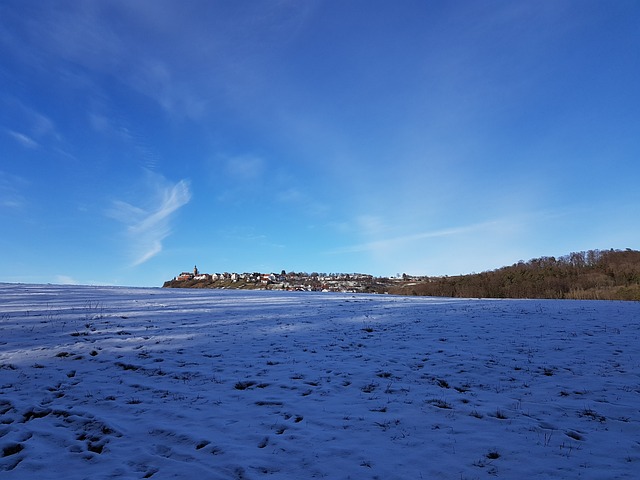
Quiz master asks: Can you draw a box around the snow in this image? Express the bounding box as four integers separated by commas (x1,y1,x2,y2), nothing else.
1,283,639,479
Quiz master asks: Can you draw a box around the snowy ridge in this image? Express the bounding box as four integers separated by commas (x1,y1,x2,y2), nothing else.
1,284,639,479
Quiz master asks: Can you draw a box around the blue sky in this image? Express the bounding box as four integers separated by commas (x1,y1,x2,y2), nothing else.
1,0,639,287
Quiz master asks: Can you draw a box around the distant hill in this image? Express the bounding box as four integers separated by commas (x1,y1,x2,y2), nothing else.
163,249,640,301
390,249,640,301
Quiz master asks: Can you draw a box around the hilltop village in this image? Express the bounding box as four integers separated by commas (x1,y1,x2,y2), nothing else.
163,266,397,293
162,250,640,300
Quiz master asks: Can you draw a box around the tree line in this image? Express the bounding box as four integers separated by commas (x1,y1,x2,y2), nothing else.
389,249,640,300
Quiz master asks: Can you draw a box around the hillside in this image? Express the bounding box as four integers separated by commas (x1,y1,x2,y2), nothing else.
391,249,640,300
163,249,640,301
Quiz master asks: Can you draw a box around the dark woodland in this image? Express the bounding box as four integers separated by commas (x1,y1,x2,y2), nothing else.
390,249,640,300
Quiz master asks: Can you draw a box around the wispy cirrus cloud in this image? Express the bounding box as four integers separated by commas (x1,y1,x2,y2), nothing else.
2,96,59,145
330,220,503,255
6,129,39,149
108,172,191,266
1,1,313,121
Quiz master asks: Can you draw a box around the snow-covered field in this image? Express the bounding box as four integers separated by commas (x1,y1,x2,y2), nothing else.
1,284,639,479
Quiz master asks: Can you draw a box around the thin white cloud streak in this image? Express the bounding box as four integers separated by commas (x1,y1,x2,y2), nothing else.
2,96,60,145
108,175,191,266
329,220,503,255
6,129,39,149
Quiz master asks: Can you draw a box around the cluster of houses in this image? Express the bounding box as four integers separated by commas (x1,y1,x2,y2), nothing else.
175,266,279,284
172,266,380,293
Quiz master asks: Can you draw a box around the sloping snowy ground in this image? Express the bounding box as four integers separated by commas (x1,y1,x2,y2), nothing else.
1,284,639,479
